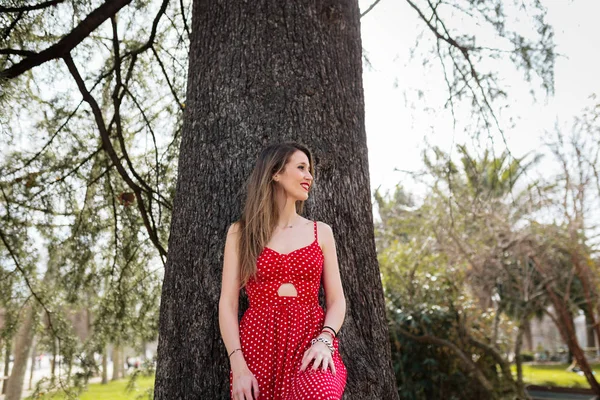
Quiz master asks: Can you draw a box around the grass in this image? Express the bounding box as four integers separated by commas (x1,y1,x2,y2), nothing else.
513,363,600,388
29,376,155,400
27,364,600,397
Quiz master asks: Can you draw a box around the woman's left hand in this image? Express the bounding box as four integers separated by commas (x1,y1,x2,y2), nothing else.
300,339,336,375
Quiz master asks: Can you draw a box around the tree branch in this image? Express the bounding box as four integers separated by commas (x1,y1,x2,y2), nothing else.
395,325,494,393
2,11,24,41
0,0,64,13
360,0,382,18
0,226,57,337
0,0,133,79
0,48,37,57
63,53,167,258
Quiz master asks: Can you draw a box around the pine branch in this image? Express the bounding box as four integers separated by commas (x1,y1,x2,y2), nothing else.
0,226,58,338
0,0,64,13
0,0,133,79
0,48,37,56
63,53,167,258
2,11,24,41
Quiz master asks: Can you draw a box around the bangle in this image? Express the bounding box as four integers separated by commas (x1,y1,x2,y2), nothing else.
320,330,334,339
322,325,337,337
228,348,242,358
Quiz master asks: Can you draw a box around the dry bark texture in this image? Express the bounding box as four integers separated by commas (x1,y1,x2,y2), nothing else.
154,1,398,398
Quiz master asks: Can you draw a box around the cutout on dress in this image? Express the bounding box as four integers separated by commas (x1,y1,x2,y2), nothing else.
277,283,298,297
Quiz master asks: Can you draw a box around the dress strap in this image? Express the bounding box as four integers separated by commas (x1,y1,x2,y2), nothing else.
313,220,318,241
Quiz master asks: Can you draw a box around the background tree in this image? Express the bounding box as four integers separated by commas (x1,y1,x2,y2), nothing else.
375,168,530,399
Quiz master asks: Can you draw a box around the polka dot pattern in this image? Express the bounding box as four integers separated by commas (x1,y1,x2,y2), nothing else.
230,221,347,399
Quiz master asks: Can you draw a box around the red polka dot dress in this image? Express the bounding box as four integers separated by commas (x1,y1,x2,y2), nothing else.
230,221,347,399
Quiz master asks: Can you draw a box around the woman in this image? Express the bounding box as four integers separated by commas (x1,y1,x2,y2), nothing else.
219,142,347,400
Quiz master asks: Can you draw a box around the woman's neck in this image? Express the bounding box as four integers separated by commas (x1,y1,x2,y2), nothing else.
275,196,299,228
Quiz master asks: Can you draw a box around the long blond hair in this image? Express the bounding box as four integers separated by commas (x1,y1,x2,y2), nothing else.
238,142,315,287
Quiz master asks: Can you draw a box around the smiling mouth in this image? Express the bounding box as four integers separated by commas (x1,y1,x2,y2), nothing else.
301,184,310,191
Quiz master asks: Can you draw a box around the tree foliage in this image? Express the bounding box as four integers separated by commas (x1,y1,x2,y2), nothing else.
376,102,600,396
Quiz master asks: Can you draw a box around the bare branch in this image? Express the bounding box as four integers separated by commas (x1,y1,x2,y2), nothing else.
127,0,170,58
151,46,184,111
361,0,383,18
395,324,493,393
179,0,190,39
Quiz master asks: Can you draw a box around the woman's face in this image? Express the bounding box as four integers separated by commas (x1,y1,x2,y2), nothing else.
273,150,313,201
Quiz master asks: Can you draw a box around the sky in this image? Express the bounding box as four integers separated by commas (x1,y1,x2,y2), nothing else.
358,0,600,197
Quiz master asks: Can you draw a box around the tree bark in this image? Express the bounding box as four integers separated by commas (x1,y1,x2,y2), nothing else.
523,319,533,352
2,340,10,395
111,345,120,381
28,339,36,390
120,347,126,378
547,291,600,392
570,251,600,352
50,337,57,385
154,1,397,398
5,302,36,400
532,255,600,394
586,313,596,349
101,346,108,384
515,318,526,396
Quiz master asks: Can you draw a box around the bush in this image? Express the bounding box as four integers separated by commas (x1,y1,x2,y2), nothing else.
380,240,517,400
519,352,535,362
389,307,498,400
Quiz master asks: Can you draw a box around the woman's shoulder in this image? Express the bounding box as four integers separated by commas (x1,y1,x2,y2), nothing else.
313,219,331,228
227,221,242,235
314,220,333,237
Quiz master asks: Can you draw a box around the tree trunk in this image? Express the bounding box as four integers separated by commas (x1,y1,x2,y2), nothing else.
50,337,57,385
28,339,36,390
549,293,600,393
111,345,120,381
515,319,526,396
532,255,600,394
120,347,126,378
2,340,10,395
492,304,503,346
5,303,36,400
586,313,596,349
523,319,533,352
141,340,147,361
102,346,108,384
153,1,397,398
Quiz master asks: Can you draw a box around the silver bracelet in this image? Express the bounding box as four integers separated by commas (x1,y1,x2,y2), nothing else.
311,337,335,354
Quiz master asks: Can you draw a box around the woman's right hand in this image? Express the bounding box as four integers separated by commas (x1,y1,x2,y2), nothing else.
232,366,259,400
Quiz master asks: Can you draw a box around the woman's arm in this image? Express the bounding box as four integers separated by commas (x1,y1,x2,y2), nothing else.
300,221,346,374
318,221,346,335
218,222,251,375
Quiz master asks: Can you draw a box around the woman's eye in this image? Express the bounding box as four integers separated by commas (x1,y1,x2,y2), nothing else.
299,166,305,170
